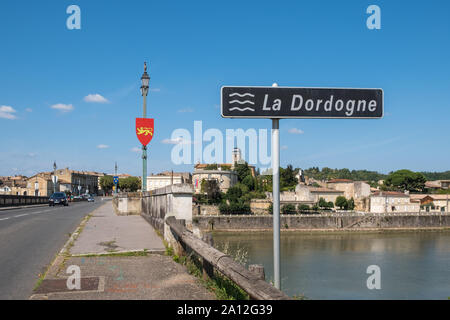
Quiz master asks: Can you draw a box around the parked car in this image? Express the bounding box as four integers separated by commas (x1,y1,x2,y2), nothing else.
49,192,69,206
87,196,95,202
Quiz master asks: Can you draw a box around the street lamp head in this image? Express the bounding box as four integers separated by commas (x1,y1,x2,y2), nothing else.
141,62,150,97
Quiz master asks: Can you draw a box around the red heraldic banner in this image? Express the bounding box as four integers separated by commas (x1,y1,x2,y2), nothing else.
136,118,154,146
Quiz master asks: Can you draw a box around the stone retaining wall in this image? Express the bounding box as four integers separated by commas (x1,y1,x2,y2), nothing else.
193,213,450,231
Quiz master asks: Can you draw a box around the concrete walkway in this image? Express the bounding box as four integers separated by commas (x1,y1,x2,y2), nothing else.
70,203,165,255
30,202,215,300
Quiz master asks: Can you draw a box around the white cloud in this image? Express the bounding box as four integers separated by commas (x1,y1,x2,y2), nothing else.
281,145,288,150
131,147,141,153
0,105,17,119
51,103,74,112
84,94,109,103
25,108,32,112
97,144,109,149
177,108,194,113
288,128,304,134
28,153,37,157
161,138,193,145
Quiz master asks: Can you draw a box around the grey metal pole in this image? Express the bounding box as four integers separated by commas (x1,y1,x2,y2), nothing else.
142,82,148,192
53,162,57,194
272,119,280,289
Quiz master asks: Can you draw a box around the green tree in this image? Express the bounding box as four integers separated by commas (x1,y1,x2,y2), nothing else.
119,177,141,192
201,179,222,204
280,164,298,189
335,196,348,210
235,162,252,182
318,197,328,208
226,185,243,203
384,170,426,192
347,198,355,210
242,175,255,191
100,175,114,193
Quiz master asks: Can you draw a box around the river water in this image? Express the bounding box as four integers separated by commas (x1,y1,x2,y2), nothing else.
212,231,450,300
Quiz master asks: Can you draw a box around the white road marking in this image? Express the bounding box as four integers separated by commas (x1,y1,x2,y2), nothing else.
14,214,29,218
0,207,65,222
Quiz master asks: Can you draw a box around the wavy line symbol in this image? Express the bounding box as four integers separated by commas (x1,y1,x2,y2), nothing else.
229,107,255,112
229,100,255,105
228,92,256,112
229,92,255,98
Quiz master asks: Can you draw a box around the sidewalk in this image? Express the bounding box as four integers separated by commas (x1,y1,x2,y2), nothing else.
70,202,165,255
30,202,215,300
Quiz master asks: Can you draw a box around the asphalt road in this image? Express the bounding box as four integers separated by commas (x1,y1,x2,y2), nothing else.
0,200,106,300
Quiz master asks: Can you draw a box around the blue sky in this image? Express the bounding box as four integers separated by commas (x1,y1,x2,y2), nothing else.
0,0,449,177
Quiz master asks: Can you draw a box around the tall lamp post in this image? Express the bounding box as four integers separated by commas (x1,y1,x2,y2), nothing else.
140,62,150,192
53,161,57,194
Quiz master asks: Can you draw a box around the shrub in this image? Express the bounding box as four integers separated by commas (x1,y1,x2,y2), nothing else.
219,202,251,215
298,204,310,213
281,204,297,215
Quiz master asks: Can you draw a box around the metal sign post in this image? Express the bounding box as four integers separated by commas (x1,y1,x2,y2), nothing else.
272,119,280,289
221,84,384,291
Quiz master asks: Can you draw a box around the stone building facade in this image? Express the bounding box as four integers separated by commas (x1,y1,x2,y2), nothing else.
147,172,192,191
192,169,238,193
369,191,420,213
326,179,371,200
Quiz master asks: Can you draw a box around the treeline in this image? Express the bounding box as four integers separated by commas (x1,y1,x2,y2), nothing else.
99,175,141,193
302,167,450,182
420,171,450,181
302,167,386,182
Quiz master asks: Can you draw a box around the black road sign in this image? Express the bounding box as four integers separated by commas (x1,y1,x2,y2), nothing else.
221,86,383,119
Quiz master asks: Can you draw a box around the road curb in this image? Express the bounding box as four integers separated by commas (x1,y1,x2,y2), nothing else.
30,203,109,296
